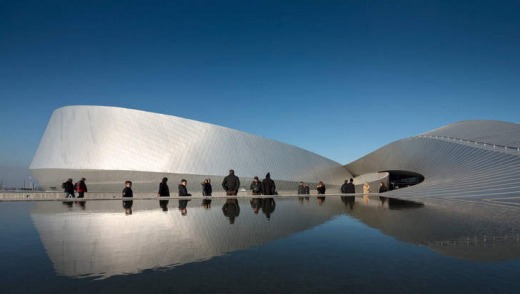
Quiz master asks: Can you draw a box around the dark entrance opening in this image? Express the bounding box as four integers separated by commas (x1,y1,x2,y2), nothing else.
382,170,424,190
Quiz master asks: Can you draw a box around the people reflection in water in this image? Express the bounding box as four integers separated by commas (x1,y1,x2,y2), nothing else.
159,200,169,211
222,199,240,224
178,179,191,215
202,199,212,209
317,196,326,205
77,200,86,210
341,196,355,210
123,199,133,215
379,196,388,207
62,201,73,208
250,197,262,214
262,198,276,220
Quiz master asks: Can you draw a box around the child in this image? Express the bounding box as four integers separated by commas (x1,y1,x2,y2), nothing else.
122,180,133,197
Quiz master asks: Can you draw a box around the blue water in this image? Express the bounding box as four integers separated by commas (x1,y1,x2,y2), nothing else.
0,197,519,293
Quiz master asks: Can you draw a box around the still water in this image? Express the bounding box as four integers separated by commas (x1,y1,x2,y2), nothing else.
1,196,520,293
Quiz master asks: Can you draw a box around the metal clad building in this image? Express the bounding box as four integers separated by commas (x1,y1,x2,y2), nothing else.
30,106,351,192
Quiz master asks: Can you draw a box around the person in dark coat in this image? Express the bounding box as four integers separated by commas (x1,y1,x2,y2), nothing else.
340,179,349,194
262,172,276,195
304,184,310,195
178,179,192,196
122,180,133,215
317,181,326,195
158,177,170,197
122,181,133,197
250,176,262,195
345,178,356,194
63,178,75,198
379,182,388,193
297,181,305,195
178,179,191,215
76,178,87,198
222,169,240,196
202,178,212,196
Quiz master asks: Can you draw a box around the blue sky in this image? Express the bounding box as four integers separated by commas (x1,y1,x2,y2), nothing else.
1,0,519,184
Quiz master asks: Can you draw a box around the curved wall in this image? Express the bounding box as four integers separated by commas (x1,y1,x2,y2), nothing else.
30,106,351,192
345,120,520,205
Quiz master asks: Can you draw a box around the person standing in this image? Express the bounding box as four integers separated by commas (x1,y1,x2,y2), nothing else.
63,178,75,198
262,172,276,195
340,179,349,194
122,181,133,197
75,178,88,198
158,177,170,197
222,169,240,196
250,176,262,195
379,182,388,193
317,181,326,195
178,179,191,215
345,178,356,194
304,184,310,195
363,182,370,194
202,178,213,196
297,181,305,195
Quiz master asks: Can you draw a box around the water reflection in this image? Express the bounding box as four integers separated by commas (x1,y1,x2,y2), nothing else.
222,199,240,224
159,199,169,211
30,198,344,278
27,195,520,280
343,196,520,262
123,199,133,215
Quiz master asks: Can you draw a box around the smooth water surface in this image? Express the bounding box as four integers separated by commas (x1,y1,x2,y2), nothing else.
1,196,520,293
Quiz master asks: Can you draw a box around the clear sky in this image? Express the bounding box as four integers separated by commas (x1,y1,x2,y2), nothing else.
1,0,519,185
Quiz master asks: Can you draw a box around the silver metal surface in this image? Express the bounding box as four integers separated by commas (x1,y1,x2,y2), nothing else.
346,120,520,206
30,106,351,191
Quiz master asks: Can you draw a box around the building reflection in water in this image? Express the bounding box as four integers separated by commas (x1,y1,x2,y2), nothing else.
31,198,344,279
342,195,520,262
29,196,520,279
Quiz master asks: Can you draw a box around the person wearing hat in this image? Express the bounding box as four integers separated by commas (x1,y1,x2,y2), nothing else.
76,178,88,198
262,172,276,195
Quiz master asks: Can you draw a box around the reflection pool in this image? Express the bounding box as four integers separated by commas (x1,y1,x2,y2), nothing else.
1,196,520,293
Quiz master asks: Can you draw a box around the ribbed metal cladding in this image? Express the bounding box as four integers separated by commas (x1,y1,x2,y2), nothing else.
30,106,351,191
345,120,520,206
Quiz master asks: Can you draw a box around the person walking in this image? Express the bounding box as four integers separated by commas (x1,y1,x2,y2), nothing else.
317,181,326,195
250,176,262,195
63,178,75,198
379,182,388,193
222,169,240,196
262,172,276,195
178,179,192,197
158,177,170,197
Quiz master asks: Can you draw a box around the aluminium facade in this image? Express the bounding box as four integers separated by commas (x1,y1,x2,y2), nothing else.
30,106,352,192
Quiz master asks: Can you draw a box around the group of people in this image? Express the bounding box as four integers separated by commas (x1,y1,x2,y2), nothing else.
63,171,390,201
62,178,88,198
